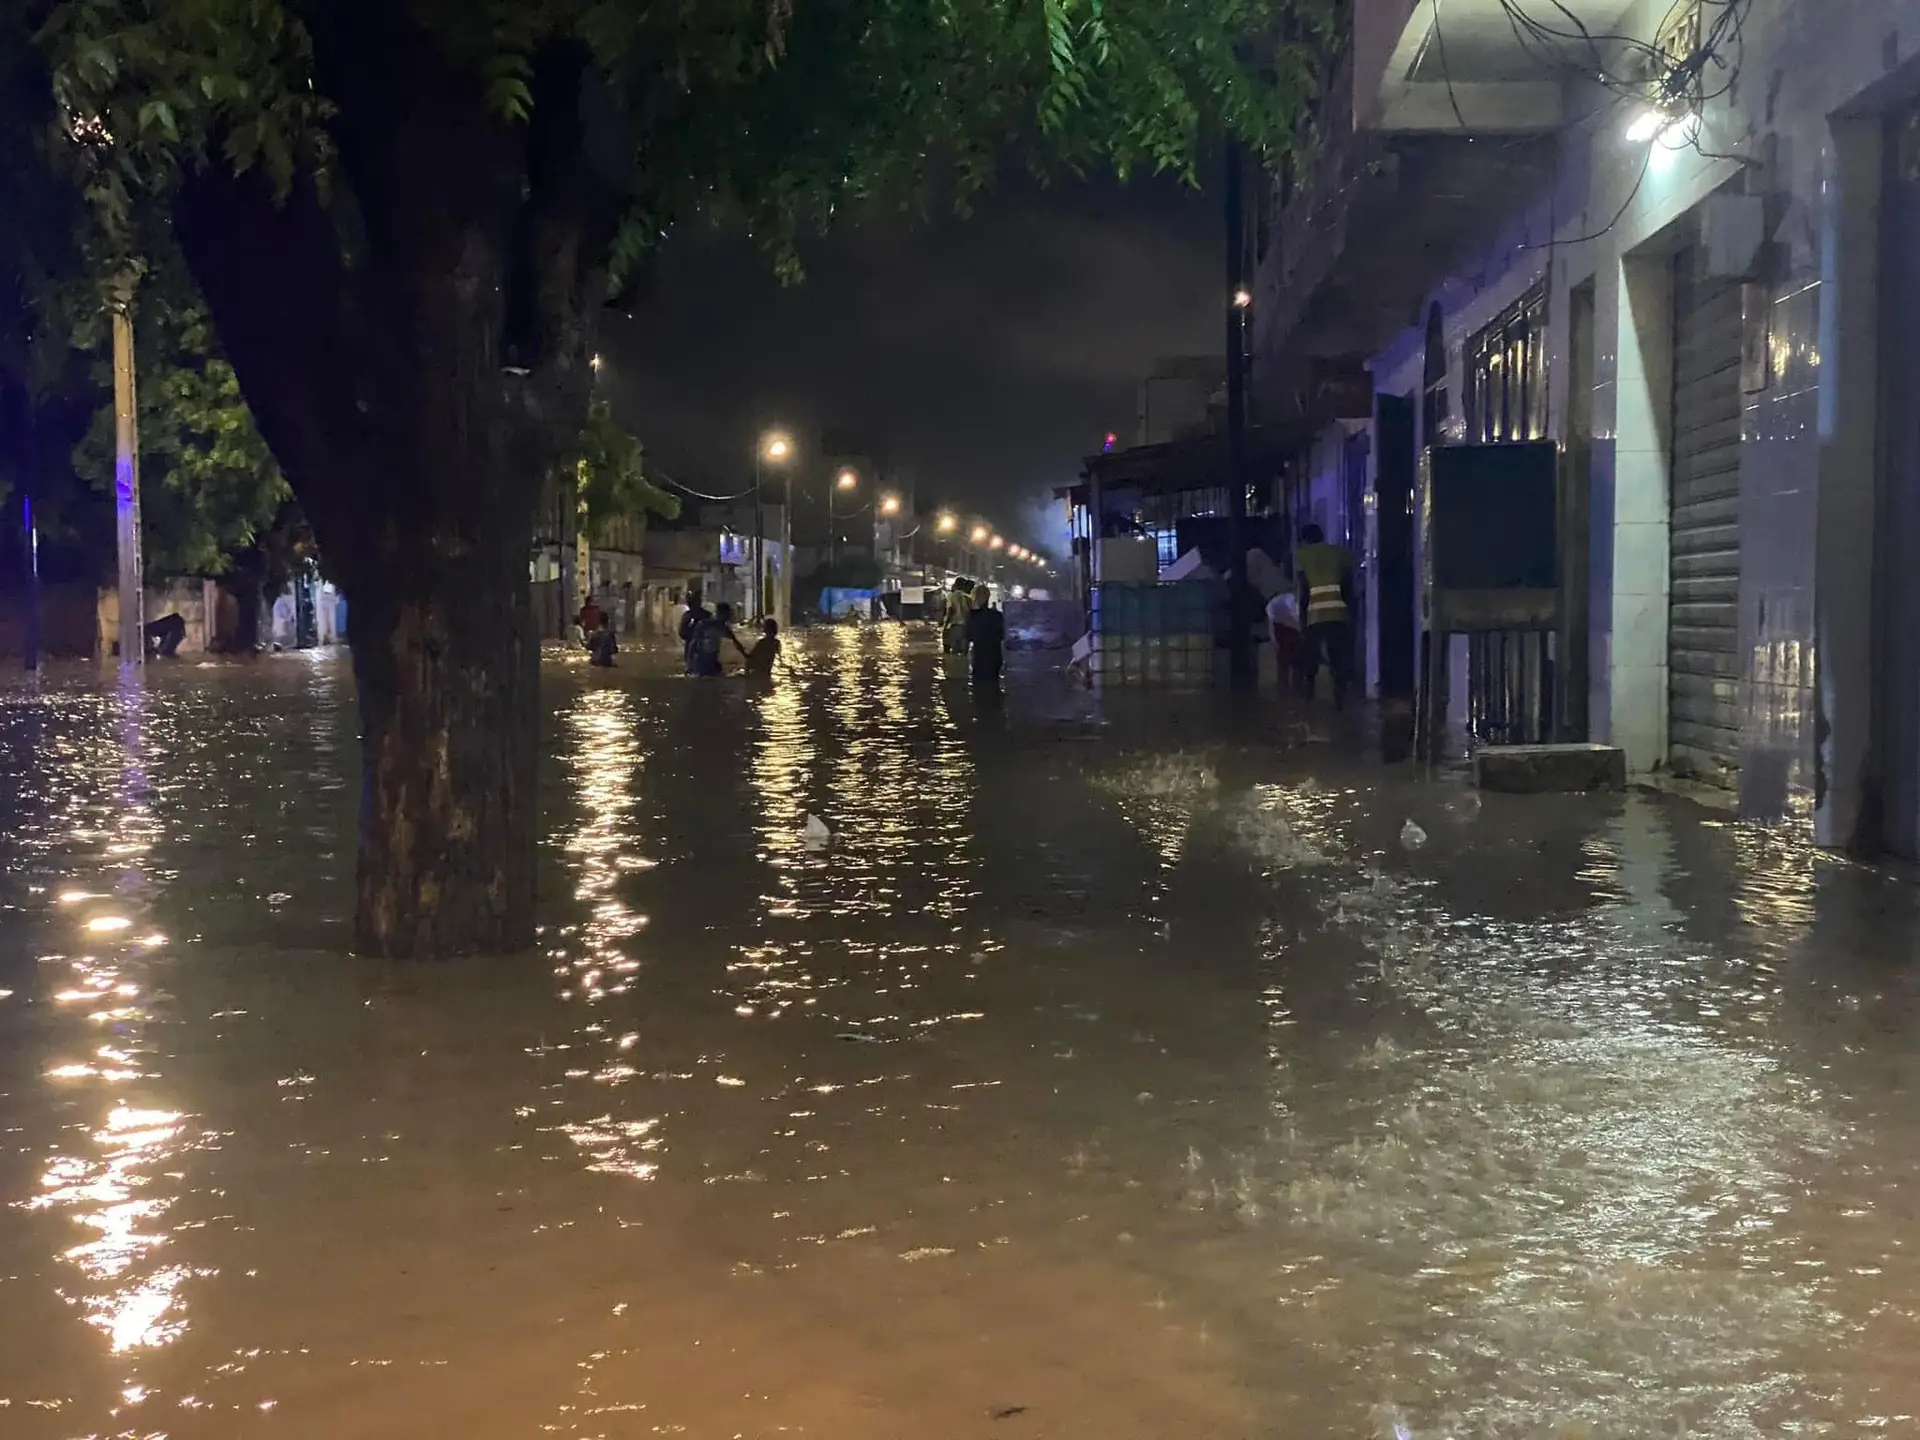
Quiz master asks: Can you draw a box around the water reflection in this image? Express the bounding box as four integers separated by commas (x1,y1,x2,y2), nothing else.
556,687,651,1003
21,680,210,1397
737,625,981,1030
548,687,663,1180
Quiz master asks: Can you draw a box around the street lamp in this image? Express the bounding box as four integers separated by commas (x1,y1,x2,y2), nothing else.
757,429,794,626
830,468,860,569
873,494,902,579
971,524,989,545
989,534,1005,551
937,513,957,534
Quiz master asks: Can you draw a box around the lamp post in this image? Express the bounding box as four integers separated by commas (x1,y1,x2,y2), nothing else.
877,492,901,574
22,492,40,673
1225,141,1254,689
831,467,858,572
757,430,792,625
111,277,143,670
933,512,958,586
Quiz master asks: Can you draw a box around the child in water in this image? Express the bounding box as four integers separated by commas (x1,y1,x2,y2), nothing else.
744,618,782,677
587,613,618,667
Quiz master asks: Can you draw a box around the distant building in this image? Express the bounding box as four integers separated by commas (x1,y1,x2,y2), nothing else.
530,473,647,639
1136,357,1226,448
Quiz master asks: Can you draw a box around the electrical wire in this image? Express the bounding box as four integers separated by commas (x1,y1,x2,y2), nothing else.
1425,0,1471,131
1516,138,1653,252
1493,0,1690,90
1491,0,1756,168
653,469,760,503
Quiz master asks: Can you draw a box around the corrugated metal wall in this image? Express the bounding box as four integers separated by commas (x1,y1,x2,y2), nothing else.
1668,246,1745,784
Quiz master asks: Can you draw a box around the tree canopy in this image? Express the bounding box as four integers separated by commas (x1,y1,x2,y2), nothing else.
71,282,292,580
568,395,678,538
43,0,1333,279
2,6,294,588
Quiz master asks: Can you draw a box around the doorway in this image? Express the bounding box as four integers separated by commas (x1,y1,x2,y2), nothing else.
1374,393,1417,699
1563,278,1596,739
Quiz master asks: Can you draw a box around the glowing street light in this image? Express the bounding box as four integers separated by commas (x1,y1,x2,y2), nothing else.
836,468,859,490
879,493,901,516
989,535,1005,551
756,430,795,628
1624,107,1666,143
1232,287,1252,309
970,525,989,545
937,513,958,534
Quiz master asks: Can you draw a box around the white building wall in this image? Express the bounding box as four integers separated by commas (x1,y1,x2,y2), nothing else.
1350,0,1920,834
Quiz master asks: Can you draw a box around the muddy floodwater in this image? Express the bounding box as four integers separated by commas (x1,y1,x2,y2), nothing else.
5,630,1920,1439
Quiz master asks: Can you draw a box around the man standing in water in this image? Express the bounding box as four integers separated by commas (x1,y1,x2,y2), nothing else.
967,586,1005,693
943,579,974,656
678,588,711,673
1295,523,1355,708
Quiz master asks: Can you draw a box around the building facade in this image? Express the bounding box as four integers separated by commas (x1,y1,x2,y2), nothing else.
1258,0,1920,853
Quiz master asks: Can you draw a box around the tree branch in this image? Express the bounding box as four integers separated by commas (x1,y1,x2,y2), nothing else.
497,41,632,472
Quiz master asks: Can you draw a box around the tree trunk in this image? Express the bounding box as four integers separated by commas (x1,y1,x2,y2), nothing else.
344,490,540,958
177,173,558,956
170,16,621,957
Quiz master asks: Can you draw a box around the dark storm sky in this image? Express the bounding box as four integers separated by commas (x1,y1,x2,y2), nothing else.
602,177,1224,553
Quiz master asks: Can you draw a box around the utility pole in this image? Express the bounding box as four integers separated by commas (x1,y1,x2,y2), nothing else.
1225,142,1255,690
574,457,591,625
781,465,793,630
22,493,40,674
753,457,766,622
111,281,144,672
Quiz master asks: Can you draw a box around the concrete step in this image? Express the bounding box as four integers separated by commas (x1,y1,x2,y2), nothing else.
1474,743,1627,795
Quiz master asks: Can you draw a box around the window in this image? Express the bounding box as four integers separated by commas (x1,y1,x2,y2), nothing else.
1463,284,1550,443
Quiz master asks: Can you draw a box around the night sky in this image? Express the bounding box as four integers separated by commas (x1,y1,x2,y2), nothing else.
602,175,1225,556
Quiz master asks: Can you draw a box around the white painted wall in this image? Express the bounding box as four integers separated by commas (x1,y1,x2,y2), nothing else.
1340,0,1920,829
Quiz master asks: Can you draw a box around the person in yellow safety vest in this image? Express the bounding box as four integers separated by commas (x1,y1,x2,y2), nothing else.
1294,523,1356,708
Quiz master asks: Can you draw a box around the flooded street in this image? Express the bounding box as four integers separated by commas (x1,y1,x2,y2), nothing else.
5,629,1920,1438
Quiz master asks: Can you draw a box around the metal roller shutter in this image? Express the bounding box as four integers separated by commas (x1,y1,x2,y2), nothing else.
1668,247,1744,784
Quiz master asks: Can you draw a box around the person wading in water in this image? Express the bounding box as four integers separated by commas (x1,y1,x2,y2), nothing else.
1294,523,1356,708
689,602,750,677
